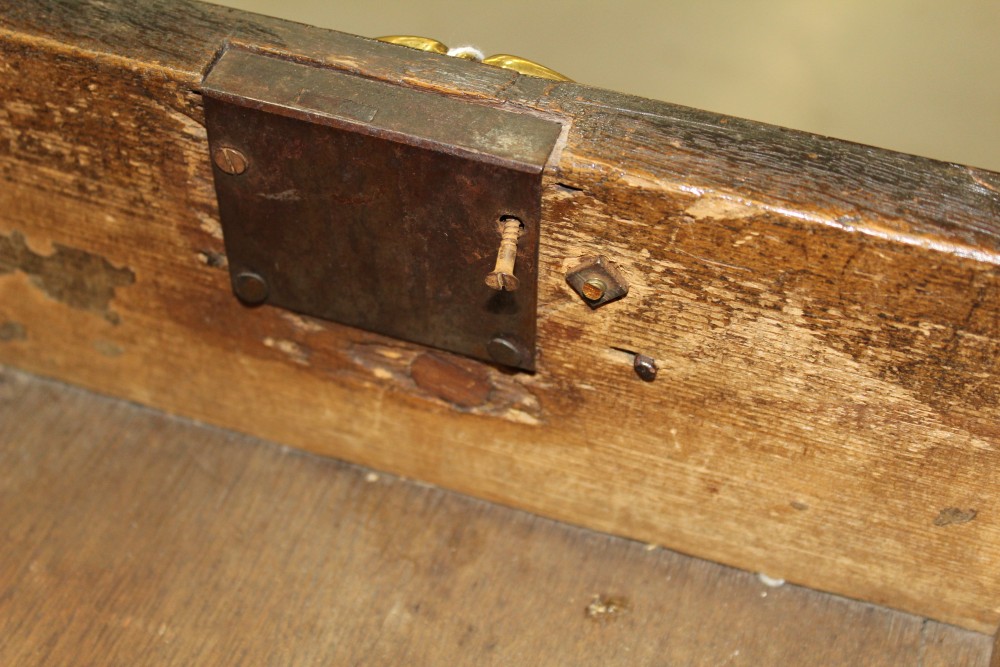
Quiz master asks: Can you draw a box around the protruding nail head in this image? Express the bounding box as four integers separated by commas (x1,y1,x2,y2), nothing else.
234,271,268,305
487,335,528,367
634,354,657,382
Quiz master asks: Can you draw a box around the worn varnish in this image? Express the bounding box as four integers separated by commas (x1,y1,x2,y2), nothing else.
0,0,998,632
0,366,993,665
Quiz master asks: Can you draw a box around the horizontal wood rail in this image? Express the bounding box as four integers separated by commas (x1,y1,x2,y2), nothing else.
1,0,998,631
1,367,993,665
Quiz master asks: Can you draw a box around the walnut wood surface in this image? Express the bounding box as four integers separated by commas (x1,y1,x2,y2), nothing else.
0,366,993,666
1,0,998,631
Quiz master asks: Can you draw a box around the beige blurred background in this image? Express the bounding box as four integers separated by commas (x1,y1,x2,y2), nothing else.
212,0,1000,171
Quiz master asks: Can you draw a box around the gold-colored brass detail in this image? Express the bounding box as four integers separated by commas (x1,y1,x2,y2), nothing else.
376,35,448,55
376,35,572,81
481,54,571,81
580,278,607,302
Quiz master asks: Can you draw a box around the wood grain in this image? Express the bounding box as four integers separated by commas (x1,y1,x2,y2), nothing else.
1,0,999,631
0,365,992,666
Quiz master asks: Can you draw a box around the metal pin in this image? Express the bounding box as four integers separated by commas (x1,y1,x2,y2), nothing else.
485,217,522,291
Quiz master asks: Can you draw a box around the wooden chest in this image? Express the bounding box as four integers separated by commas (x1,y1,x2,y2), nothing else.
1,1,998,662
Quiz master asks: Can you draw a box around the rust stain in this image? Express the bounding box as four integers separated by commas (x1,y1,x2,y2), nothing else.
411,352,493,408
0,231,134,324
0,321,26,341
934,508,978,526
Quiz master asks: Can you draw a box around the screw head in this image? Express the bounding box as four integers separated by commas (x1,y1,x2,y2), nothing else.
485,271,520,291
634,354,657,382
234,271,268,305
487,335,527,367
213,145,248,175
580,278,607,301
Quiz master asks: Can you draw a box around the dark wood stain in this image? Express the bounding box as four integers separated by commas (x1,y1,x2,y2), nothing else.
935,508,979,527
0,230,134,323
0,321,26,341
410,352,493,409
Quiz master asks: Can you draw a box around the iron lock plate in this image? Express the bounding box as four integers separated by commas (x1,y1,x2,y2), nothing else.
201,47,562,370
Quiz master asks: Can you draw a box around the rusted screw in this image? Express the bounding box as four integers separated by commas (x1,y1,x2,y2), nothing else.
581,278,607,302
485,217,523,291
213,145,248,175
634,354,657,382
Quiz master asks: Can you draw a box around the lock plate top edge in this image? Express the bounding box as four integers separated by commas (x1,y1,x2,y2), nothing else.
202,46,563,174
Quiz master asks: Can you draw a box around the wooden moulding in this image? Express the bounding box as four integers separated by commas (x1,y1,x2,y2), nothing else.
1,0,999,632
